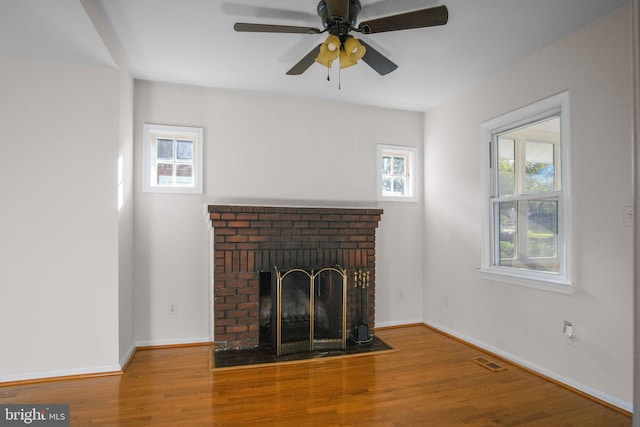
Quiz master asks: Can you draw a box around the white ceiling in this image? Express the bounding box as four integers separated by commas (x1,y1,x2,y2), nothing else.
0,0,628,112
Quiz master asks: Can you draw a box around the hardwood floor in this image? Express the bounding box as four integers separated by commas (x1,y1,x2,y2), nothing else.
0,325,631,426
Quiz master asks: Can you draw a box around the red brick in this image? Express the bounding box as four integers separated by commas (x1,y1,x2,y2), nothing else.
228,220,250,228
237,287,257,295
225,294,248,304
214,288,235,296
237,301,258,310
215,243,237,251
214,228,236,235
237,243,259,251
258,214,281,221
226,325,248,333
281,214,301,221
272,220,293,228
226,235,248,243
225,309,249,318
237,228,260,235
213,333,237,342
213,303,236,311
236,213,259,220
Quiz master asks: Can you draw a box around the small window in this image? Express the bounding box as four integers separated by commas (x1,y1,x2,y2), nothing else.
479,91,572,292
142,124,203,194
377,145,417,201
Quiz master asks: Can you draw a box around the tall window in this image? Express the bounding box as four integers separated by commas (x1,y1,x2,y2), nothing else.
142,124,203,194
377,145,417,201
480,92,572,292
495,118,560,272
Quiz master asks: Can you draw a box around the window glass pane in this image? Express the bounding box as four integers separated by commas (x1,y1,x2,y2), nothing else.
496,201,517,263
382,176,392,193
527,200,558,260
382,156,392,175
176,140,193,160
393,157,405,176
525,141,555,194
157,163,173,185
393,177,406,195
157,138,174,160
498,138,515,197
176,164,193,185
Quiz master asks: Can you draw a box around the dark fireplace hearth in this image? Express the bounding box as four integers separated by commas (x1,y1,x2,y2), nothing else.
209,205,383,352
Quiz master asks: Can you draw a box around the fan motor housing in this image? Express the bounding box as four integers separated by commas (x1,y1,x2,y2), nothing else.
317,0,361,29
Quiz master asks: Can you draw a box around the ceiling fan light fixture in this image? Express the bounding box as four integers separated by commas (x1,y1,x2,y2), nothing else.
315,34,341,68
340,37,366,69
339,50,356,69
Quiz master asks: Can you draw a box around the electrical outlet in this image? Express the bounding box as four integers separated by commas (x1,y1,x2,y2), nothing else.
563,320,577,346
169,304,178,315
623,206,633,227
443,295,449,309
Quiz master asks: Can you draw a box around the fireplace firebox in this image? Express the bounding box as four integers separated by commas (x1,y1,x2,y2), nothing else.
271,266,347,355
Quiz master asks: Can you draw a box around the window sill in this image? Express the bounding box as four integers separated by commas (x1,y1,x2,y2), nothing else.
143,185,203,195
377,195,418,203
479,268,573,294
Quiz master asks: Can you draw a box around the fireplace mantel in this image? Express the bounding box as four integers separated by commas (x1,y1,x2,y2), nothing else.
208,204,383,351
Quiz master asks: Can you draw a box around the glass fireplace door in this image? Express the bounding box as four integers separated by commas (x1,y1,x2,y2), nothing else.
312,267,347,351
275,267,347,356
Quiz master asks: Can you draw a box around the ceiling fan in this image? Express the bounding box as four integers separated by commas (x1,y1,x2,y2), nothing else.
234,0,448,76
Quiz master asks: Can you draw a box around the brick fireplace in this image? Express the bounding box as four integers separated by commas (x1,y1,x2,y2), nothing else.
208,205,383,351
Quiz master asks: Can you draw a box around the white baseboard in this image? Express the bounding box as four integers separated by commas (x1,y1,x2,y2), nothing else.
0,364,121,384
375,319,423,329
135,337,212,348
1,338,212,384
423,320,633,413
119,342,137,369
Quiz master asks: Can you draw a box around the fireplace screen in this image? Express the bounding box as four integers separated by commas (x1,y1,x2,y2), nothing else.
273,267,347,356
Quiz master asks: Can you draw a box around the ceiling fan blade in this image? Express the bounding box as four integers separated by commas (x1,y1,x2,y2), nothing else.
361,0,440,19
234,23,321,34
325,0,350,22
358,5,448,34
358,39,398,75
286,45,322,75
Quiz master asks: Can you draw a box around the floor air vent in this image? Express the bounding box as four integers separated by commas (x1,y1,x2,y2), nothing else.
471,357,506,372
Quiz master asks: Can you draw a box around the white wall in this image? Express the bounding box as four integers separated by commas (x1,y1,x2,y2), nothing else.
117,69,135,366
0,58,122,380
423,4,633,409
132,82,425,345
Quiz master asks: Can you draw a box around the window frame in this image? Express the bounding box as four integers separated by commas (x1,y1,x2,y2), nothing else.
142,124,204,194
376,144,418,202
479,91,573,293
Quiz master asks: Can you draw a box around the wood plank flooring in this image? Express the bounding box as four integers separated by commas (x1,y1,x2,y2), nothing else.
0,325,631,426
